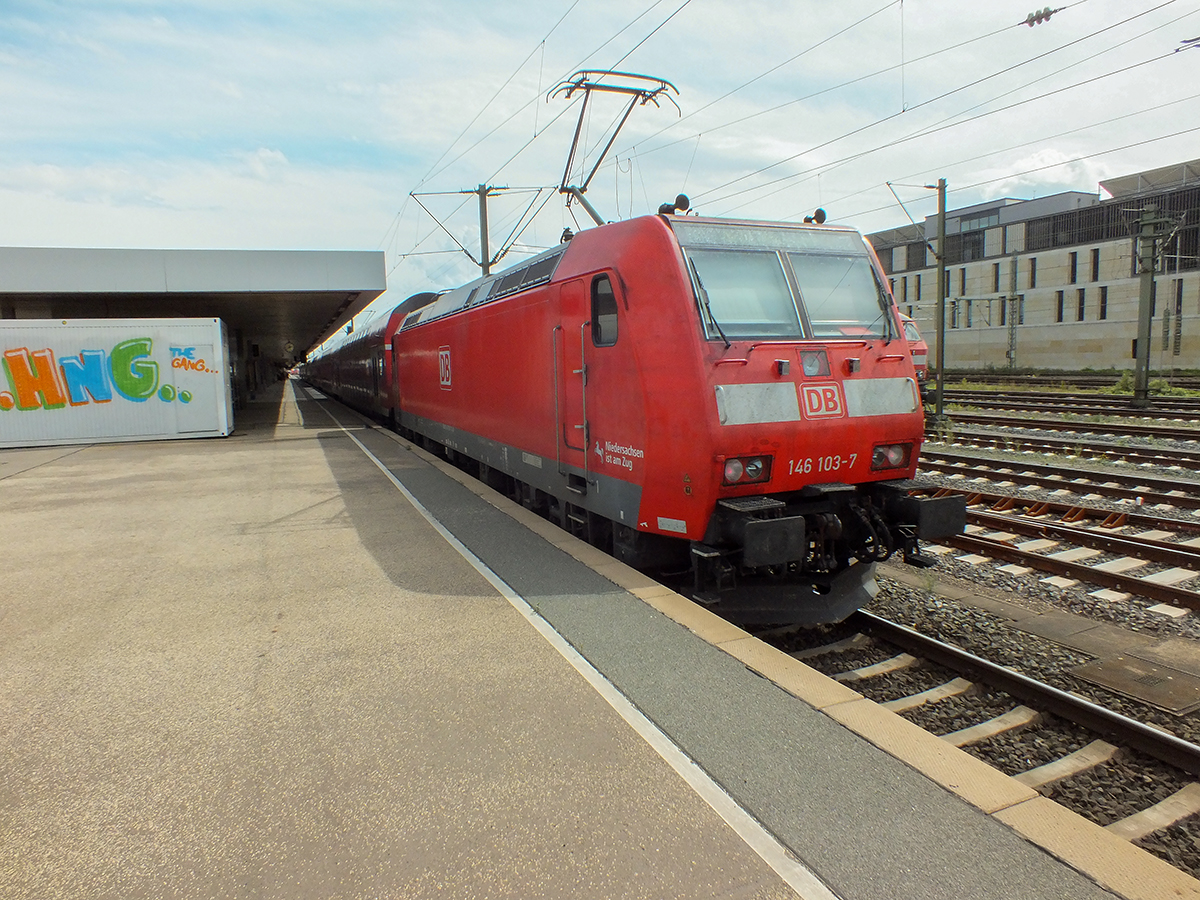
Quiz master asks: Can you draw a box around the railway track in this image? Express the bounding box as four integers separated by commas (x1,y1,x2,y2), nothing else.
943,391,1200,420
943,373,1200,391
945,411,1200,443
943,528,1200,611
765,611,1200,875
929,427,1200,466
909,459,1200,609
918,449,1200,510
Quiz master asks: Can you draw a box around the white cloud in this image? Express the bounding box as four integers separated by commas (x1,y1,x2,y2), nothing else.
238,147,289,180
0,0,1193,295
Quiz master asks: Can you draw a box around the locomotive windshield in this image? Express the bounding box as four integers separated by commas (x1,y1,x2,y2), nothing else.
674,220,891,341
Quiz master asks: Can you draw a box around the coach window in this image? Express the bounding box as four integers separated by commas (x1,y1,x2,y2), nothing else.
592,274,618,346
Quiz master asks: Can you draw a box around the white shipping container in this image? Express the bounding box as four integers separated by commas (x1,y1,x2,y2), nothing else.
0,318,234,448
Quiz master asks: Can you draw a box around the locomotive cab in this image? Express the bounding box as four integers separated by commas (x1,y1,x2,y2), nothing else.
660,217,965,622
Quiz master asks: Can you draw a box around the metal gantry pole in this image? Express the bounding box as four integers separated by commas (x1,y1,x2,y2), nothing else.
1133,203,1160,409
477,184,492,277
935,178,947,421
1007,251,1018,370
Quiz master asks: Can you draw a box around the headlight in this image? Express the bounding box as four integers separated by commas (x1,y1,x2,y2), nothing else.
722,455,772,485
870,443,911,470
800,350,829,377
724,459,744,483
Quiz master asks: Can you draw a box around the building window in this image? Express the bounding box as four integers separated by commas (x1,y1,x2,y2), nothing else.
992,262,1001,293
1018,297,1025,324
1099,285,1108,320
950,301,958,328
1077,288,1085,321
901,277,908,304
966,298,973,328
1069,251,1078,284
961,231,985,262
1000,297,1007,326
915,274,921,301
1055,290,1064,323
960,211,1000,231
1090,247,1100,282
1029,257,1037,289
959,268,966,296
906,242,926,270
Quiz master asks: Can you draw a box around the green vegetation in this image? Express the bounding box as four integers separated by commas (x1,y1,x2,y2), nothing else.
938,367,1200,398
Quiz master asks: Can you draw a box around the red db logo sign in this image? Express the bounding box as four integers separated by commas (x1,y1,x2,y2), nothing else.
800,383,843,418
438,346,452,389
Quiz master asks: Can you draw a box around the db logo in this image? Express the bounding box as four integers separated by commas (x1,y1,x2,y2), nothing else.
800,383,844,418
438,346,452,389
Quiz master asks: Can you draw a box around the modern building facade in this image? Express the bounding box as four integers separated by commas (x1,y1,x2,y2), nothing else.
868,159,1200,373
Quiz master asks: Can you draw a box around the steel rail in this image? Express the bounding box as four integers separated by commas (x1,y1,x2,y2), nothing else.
914,484,1200,536
917,456,1200,510
851,610,1200,776
945,397,1200,420
947,412,1200,442
944,533,1200,609
921,448,1200,499
930,427,1200,466
944,389,1200,413
965,509,1200,569
943,374,1200,390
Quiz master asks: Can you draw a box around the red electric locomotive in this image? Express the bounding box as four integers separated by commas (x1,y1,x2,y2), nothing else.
311,213,963,625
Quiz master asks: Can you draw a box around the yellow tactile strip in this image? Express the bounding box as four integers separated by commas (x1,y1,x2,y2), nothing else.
382,427,1200,900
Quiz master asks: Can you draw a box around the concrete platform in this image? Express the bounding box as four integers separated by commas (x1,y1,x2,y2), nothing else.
0,379,1184,899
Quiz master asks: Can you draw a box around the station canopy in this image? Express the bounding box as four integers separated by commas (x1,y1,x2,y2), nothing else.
0,246,386,364
1100,158,1200,199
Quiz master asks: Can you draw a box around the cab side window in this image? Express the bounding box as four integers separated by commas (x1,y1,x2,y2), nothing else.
591,274,618,346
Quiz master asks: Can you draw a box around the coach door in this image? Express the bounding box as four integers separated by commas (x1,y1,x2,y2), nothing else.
556,279,590,489
389,341,402,426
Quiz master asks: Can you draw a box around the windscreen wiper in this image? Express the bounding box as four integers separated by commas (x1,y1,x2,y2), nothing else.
689,258,731,349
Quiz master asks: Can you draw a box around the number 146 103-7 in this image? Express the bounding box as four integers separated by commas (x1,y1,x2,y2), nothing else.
789,453,856,476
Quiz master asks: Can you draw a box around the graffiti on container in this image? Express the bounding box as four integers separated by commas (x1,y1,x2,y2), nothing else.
0,340,217,412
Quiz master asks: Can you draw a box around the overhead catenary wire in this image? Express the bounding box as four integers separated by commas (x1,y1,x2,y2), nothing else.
627,0,902,154
414,0,584,190
695,0,1182,209
422,0,682,189
717,46,1187,217
385,0,696,288
706,10,1196,217
824,89,1200,219
838,124,1200,223
796,1,1200,201
384,0,1187,306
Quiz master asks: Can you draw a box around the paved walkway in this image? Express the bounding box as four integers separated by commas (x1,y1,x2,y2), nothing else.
2,379,1175,899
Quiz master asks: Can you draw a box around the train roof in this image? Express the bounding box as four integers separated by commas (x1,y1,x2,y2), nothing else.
395,214,876,334
397,242,569,333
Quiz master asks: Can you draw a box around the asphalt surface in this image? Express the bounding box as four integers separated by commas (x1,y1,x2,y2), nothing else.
1,379,1123,899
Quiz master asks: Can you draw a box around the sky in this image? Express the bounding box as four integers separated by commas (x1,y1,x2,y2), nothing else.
3,0,1198,330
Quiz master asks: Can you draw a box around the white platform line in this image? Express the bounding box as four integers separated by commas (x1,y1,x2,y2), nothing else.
315,402,837,900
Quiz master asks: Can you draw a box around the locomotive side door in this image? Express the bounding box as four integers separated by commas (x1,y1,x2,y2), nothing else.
556,279,589,483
